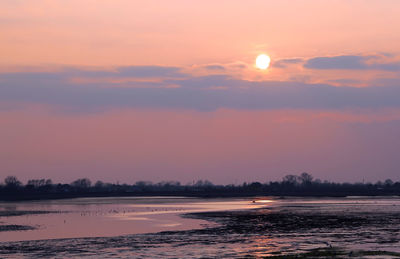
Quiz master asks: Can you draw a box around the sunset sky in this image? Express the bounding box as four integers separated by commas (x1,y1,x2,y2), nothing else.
1,0,400,184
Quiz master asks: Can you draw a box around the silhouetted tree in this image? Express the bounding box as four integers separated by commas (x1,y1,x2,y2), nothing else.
135,181,152,187
193,180,213,187
94,180,105,188
1,172,400,201
282,175,299,185
384,179,393,186
71,178,91,189
248,182,262,191
4,176,21,188
27,179,52,188
300,172,313,185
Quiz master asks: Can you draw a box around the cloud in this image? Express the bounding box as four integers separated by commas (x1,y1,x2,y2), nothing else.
274,58,304,68
304,55,400,71
6,66,186,79
203,65,225,70
373,63,400,71
2,66,400,112
115,66,184,78
325,78,366,88
304,55,369,70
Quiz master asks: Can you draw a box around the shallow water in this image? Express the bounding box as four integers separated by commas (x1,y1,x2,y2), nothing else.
1,196,400,258
0,196,265,242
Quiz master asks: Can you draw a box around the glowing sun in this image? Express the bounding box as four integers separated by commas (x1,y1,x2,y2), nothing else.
255,54,271,70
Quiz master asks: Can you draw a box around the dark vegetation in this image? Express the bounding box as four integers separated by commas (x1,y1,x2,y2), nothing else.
1,173,400,201
0,225,36,232
267,248,400,258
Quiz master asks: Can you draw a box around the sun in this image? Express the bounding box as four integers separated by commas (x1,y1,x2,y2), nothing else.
255,54,271,70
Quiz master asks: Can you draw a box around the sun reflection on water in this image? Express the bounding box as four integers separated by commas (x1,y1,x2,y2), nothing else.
253,199,274,204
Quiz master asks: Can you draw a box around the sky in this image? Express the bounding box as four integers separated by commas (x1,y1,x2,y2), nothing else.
1,0,400,184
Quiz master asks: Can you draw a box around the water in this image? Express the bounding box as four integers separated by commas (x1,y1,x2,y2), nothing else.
0,196,265,242
1,196,400,258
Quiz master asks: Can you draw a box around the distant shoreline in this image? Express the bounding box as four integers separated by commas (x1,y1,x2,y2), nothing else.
2,192,400,202
2,173,400,202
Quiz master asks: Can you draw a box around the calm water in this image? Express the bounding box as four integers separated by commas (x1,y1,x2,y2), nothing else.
1,196,400,258
0,196,265,242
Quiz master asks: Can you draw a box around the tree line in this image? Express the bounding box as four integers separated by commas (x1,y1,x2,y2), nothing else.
1,173,400,201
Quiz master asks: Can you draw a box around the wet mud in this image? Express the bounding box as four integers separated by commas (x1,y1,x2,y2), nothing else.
1,200,400,258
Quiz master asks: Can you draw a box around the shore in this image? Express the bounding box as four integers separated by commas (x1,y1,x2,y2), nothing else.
1,197,400,257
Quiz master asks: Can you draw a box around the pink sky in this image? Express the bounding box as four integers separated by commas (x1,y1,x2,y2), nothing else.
1,1,400,184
